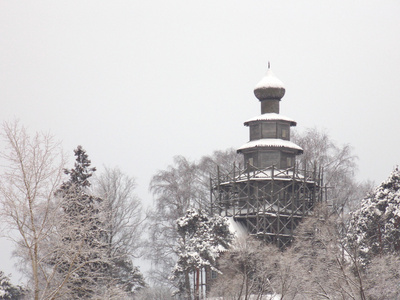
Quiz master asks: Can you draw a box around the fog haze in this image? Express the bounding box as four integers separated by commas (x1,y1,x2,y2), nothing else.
1,0,399,282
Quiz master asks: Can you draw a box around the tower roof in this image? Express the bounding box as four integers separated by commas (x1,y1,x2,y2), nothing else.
237,139,303,154
254,63,285,100
244,113,297,126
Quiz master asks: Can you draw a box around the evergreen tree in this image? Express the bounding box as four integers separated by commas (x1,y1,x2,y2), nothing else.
0,271,25,300
346,167,400,265
110,257,146,294
53,146,109,299
172,208,233,299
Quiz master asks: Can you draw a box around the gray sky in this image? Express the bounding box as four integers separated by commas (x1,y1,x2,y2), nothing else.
1,1,400,283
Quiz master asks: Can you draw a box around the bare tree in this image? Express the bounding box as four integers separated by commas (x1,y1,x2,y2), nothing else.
135,285,175,300
281,204,369,300
0,121,65,300
147,156,205,286
292,127,360,214
364,254,400,299
198,148,243,179
94,167,145,294
210,236,280,300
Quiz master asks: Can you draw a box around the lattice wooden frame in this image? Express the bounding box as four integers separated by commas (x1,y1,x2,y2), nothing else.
211,163,324,248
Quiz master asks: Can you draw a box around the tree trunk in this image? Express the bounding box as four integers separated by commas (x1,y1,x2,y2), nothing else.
185,271,191,300
195,268,200,300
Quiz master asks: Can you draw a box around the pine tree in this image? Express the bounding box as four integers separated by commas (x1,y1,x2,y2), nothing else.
346,167,400,265
110,257,146,294
53,146,109,299
172,208,233,299
0,271,25,300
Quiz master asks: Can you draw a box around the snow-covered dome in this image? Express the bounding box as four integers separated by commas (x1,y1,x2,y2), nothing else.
254,64,285,100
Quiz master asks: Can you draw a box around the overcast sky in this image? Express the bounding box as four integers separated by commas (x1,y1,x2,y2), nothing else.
1,1,400,283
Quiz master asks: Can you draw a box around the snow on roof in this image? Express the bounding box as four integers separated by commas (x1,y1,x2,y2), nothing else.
244,113,297,126
218,167,318,184
227,205,308,218
237,139,303,154
255,68,285,90
254,66,286,100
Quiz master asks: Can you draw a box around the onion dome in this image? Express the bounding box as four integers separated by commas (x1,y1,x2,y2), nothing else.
254,63,285,100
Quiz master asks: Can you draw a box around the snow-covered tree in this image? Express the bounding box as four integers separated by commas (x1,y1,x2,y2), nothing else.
283,204,366,300
212,202,400,300
346,167,400,266
135,285,175,300
147,149,240,287
51,146,110,299
147,156,201,286
292,128,362,215
0,121,65,300
171,208,233,299
210,237,280,300
0,271,25,300
364,253,400,299
94,167,146,295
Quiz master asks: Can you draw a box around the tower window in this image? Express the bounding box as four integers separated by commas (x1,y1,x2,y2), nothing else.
211,270,218,279
248,157,254,166
287,157,292,167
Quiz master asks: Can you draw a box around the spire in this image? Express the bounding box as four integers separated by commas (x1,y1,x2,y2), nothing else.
254,63,285,114
254,64,285,101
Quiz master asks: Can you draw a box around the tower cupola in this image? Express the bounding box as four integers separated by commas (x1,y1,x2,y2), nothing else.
238,63,301,170
254,63,285,114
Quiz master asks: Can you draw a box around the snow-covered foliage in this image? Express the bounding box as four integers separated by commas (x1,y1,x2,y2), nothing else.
346,167,400,265
212,203,400,300
172,208,233,298
51,146,111,299
0,271,25,300
210,237,280,300
364,254,400,299
0,121,65,300
109,256,146,295
135,285,175,300
208,295,281,300
147,150,241,286
173,209,233,274
292,128,363,215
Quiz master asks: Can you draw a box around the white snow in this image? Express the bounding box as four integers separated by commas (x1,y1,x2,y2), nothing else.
254,68,285,90
207,294,281,300
244,113,297,126
237,138,303,153
227,217,248,238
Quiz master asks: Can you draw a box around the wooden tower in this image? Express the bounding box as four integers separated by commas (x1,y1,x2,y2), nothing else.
211,64,323,248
